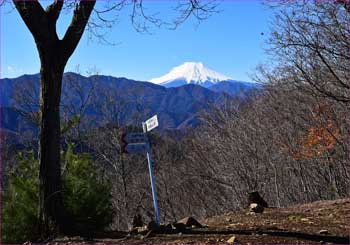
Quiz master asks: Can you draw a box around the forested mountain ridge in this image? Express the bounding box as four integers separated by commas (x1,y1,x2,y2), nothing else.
0,72,258,133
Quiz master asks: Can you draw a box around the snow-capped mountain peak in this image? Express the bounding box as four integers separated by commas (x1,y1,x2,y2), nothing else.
150,62,232,87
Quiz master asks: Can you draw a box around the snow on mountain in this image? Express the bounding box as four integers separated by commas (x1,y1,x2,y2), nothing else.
150,62,233,88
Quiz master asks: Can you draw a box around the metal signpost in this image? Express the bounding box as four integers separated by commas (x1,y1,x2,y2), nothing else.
142,115,160,226
120,115,160,226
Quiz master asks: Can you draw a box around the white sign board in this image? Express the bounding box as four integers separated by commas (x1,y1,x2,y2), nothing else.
144,115,158,132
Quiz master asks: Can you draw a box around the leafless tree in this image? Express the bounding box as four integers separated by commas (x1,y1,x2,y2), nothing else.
262,1,350,103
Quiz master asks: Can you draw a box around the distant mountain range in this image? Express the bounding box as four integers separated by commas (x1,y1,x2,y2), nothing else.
0,65,261,136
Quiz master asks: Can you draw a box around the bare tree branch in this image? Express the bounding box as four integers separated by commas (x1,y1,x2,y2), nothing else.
336,0,350,13
62,0,96,60
45,0,64,22
12,0,46,40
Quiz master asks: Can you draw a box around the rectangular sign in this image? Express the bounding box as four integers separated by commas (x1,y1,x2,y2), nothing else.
125,142,150,154
144,115,158,132
124,133,147,144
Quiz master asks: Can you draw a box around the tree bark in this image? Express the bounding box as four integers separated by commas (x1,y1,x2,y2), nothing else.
38,51,67,234
13,0,96,236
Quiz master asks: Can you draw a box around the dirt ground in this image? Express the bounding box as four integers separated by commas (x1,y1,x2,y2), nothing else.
51,198,350,244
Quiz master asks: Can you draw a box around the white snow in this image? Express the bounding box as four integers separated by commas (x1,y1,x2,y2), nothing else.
150,62,232,86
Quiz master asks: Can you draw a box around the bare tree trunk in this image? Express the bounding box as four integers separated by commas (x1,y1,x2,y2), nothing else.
13,0,96,236
38,59,68,234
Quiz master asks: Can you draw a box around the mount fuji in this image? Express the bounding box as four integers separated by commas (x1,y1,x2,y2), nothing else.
150,62,251,88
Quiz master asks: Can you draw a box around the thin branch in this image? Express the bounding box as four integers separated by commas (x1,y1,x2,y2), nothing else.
335,0,350,13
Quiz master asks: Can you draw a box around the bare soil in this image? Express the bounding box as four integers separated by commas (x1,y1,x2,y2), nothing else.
50,198,350,244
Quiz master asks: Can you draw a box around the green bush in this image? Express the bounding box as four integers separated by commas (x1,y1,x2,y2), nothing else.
2,146,114,243
2,151,39,243
62,146,114,230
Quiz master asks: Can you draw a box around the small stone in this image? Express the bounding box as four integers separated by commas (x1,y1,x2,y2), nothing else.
250,203,264,213
226,217,233,222
163,223,173,232
147,220,159,231
137,225,148,233
247,191,268,207
132,214,143,228
172,222,187,232
177,216,203,228
319,230,329,235
227,235,236,243
300,218,309,222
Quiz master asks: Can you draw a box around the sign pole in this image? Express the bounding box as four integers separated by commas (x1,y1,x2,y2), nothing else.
143,122,160,226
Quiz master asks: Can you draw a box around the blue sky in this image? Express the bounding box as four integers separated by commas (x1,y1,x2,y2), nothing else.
1,1,273,82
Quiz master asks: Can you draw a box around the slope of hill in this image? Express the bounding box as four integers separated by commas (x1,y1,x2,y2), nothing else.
50,198,350,244
209,80,262,96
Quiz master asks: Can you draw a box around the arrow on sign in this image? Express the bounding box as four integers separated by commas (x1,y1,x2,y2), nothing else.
123,133,147,144
124,142,150,154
